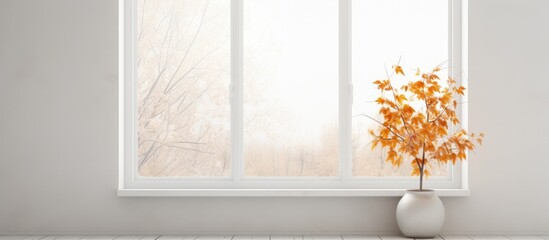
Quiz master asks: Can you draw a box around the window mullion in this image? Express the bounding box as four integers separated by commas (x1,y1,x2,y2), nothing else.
339,0,352,181
231,0,244,183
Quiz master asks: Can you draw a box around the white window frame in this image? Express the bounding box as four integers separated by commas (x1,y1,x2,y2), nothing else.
118,0,469,197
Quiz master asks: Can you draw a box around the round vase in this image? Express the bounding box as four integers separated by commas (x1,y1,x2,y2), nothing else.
396,189,445,238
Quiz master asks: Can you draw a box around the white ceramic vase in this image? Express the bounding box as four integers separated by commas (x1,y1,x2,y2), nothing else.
396,190,445,238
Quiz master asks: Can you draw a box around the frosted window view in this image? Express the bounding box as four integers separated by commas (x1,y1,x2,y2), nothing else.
136,0,231,177
243,0,339,177
352,0,449,177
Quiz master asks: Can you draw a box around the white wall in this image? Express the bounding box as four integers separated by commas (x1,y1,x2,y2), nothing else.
0,0,548,235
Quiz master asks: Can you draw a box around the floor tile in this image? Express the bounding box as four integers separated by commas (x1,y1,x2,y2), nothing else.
41,237,85,240
303,236,342,240
469,237,509,240
80,237,118,240
0,237,48,240
378,236,410,240
114,237,160,240
233,237,269,240
506,237,544,240
440,236,472,240
271,236,304,240
158,237,199,240
193,237,232,240
342,236,381,240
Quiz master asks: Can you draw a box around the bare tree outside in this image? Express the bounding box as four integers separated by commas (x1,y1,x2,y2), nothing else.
351,0,449,177
137,0,231,177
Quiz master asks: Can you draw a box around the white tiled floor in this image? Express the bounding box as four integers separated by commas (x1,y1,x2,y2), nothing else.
0,236,548,240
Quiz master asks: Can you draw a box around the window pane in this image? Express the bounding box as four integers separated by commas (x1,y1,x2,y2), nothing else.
136,0,231,177
243,0,339,177
352,0,449,177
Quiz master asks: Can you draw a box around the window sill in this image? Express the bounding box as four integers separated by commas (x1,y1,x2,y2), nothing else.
117,188,470,197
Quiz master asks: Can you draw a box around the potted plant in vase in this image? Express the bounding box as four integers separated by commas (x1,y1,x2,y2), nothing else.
365,64,483,238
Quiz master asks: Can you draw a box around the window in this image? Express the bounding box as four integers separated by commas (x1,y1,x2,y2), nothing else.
119,0,468,196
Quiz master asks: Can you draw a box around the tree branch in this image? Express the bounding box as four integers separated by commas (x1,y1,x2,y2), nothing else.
355,114,406,142
163,0,211,92
429,104,450,123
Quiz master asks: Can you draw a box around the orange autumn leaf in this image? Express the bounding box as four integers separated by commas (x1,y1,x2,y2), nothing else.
395,94,408,105
394,65,405,76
